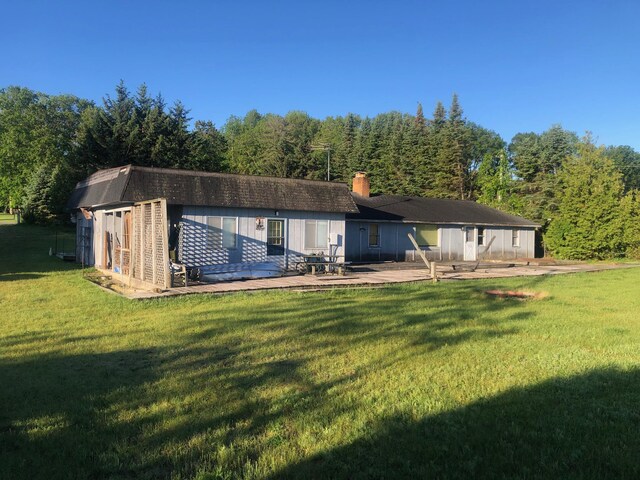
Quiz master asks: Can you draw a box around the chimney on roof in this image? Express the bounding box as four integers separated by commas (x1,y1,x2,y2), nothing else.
352,171,370,197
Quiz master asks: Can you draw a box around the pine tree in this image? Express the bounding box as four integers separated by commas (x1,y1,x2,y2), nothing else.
545,140,626,259
431,94,472,199
432,101,446,129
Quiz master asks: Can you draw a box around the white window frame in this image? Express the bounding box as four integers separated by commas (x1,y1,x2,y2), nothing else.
207,216,238,249
512,229,520,248
477,227,485,246
304,219,329,250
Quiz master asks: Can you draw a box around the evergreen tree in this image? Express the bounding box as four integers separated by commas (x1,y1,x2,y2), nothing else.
431,101,446,128
545,139,626,259
415,102,426,131
605,145,640,191
432,94,472,199
620,190,640,258
509,125,578,228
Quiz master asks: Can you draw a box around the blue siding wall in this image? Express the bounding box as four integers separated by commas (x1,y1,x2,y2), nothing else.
179,206,346,270
345,221,536,262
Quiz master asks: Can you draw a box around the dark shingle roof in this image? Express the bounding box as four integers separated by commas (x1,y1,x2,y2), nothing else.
67,165,359,214
348,194,540,227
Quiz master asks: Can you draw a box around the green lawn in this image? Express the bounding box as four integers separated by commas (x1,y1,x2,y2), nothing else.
1,223,640,480
0,213,17,224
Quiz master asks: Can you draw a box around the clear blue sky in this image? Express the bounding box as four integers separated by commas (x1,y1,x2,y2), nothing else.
2,0,639,149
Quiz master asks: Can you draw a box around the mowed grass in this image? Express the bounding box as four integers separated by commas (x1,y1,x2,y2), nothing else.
1,224,640,479
0,213,17,224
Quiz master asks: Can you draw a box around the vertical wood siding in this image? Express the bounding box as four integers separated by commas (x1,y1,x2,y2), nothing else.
345,221,536,262
179,206,346,270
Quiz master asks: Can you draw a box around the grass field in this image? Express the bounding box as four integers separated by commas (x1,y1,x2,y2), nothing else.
1,223,640,479
0,212,17,224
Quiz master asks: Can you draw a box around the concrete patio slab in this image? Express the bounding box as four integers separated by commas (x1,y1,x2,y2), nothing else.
124,262,640,300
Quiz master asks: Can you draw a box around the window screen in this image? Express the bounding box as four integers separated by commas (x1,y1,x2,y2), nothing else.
416,225,438,246
305,220,328,249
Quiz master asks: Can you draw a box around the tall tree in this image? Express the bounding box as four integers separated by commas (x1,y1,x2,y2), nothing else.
187,121,227,172
0,86,90,219
605,145,640,191
545,139,626,259
476,148,522,214
432,94,473,199
509,125,579,228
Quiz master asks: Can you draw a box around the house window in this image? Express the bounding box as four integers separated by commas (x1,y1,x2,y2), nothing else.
304,220,328,249
477,227,485,246
465,227,474,243
512,229,520,247
267,219,285,256
368,223,380,247
207,216,237,249
416,225,438,247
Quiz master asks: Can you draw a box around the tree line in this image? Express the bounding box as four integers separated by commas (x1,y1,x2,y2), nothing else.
1,82,639,259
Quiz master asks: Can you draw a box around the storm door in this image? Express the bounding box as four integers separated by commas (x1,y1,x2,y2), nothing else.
463,227,477,261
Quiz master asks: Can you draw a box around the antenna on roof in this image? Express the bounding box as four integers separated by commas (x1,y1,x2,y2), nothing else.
310,143,331,181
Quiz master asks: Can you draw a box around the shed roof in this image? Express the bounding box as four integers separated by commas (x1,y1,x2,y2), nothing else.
348,194,540,227
67,165,359,213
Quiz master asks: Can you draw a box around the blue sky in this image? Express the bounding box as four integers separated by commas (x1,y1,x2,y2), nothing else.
2,0,639,149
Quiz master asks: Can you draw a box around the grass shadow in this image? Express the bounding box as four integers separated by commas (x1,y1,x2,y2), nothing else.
271,367,640,479
0,348,164,479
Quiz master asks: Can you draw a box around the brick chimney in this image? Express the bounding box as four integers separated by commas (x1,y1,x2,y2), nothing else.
352,171,370,197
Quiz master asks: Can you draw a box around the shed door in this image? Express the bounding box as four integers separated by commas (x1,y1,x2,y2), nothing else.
463,227,476,261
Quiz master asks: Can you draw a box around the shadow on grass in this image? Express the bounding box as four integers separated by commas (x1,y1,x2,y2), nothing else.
0,252,574,479
271,367,640,479
0,273,44,282
0,348,163,480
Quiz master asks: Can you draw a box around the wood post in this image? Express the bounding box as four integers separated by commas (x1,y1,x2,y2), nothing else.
407,233,437,283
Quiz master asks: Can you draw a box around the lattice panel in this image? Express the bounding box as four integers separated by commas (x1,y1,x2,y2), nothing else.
153,202,165,286
143,203,153,281
125,199,168,289
132,205,142,279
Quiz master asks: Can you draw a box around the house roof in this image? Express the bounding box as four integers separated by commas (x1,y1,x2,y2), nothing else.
348,194,540,227
67,165,359,214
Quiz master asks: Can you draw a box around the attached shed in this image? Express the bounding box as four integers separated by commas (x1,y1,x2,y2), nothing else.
68,165,358,289
346,173,540,262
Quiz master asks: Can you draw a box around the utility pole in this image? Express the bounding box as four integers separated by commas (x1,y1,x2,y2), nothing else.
310,143,331,181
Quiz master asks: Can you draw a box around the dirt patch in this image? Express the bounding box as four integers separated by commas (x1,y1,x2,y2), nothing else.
84,272,137,295
485,289,547,300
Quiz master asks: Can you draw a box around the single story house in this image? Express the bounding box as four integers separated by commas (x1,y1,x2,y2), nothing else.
67,165,358,289
345,172,539,262
68,166,539,290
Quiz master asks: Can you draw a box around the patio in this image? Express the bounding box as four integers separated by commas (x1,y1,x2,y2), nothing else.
123,261,640,299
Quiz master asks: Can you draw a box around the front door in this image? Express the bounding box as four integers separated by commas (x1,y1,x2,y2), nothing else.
463,227,476,261
266,219,287,269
